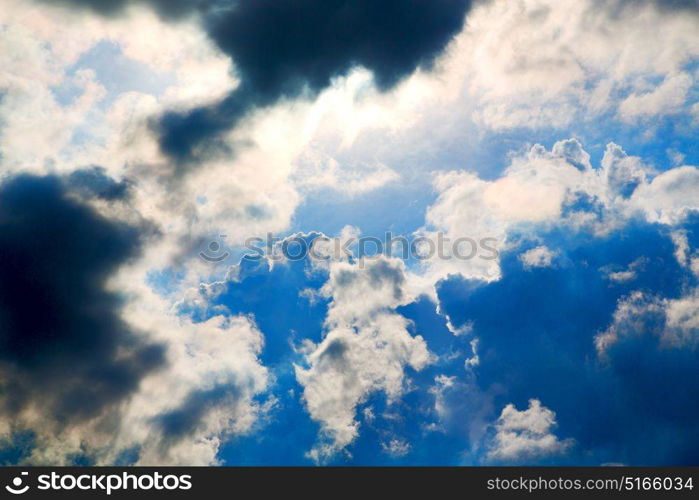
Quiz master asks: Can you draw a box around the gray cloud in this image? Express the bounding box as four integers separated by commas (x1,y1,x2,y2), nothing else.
0,173,164,433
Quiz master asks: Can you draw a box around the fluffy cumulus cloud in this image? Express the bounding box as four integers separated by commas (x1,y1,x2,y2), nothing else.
1,0,699,466
630,167,699,224
487,400,572,462
596,234,699,354
118,313,271,465
419,137,699,292
462,0,699,130
519,246,558,270
418,140,592,288
295,257,431,462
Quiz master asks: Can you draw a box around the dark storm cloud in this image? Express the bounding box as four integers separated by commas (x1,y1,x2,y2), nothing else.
206,0,472,95
40,0,472,166
155,385,239,446
157,0,472,164
66,165,132,201
0,174,164,426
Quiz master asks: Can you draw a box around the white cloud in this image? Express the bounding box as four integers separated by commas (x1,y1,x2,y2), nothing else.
108,264,274,465
520,246,558,270
413,138,594,294
663,292,699,349
601,257,647,284
629,166,699,224
430,375,457,423
0,214,275,466
123,313,271,466
594,291,666,355
596,288,699,355
671,230,699,277
419,138,699,298
462,0,699,130
594,197,699,355
601,142,654,200
0,22,106,172
381,438,411,458
606,270,636,283
618,72,693,122
425,373,493,446
487,399,572,462
465,338,480,370
0,1,235,174
8,0,695,291
293,150,399,195
672,231,692,268
295,257,431,462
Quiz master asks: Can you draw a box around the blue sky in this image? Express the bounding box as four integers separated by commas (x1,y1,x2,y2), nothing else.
0,0,699,466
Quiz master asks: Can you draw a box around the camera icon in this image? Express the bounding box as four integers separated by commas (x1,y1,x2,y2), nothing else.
5,472,29,495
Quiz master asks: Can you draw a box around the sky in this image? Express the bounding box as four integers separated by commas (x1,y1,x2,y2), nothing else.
0,0,698,466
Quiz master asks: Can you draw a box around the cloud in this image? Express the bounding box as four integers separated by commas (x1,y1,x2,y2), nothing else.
381,437,411,457
630,166,699,224
418,138,699,296
617,72,693,122
435,208,699,464
125,314,270,465
65,165,132,200
0,173,163,448
519,245,557,270
0,1,289,271
0,1,234,174
487,399,572,462
36,0,699,143
602,257,647,284
293,152,400,196
295,257,431,461
0,20,106,172
594,291,667,355
39,0,204,20
596,286,699,355
608,0,699,14
601,143,654,199
2,0,698,467
151,0,472,164
415,138,593,291
663,292,699,348
462,0,699,130
0,171,272,465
